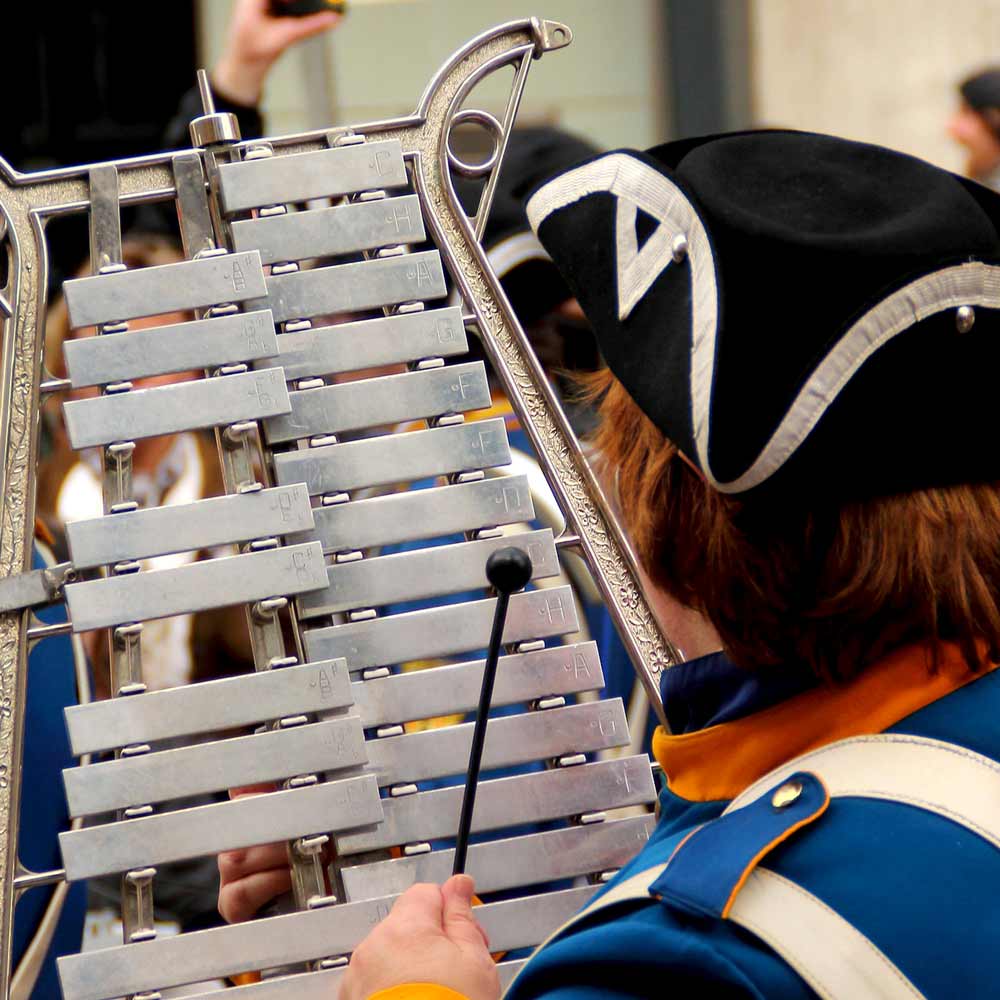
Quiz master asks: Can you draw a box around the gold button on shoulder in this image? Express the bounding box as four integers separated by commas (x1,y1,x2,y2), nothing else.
771,779,804,809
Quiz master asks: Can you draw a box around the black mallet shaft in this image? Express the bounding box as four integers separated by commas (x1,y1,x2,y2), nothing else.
452,547,533,877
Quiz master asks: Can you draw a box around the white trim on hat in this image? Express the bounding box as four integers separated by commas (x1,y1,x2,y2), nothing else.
526,152,719,482
528,153,1000,494
447,230,552,311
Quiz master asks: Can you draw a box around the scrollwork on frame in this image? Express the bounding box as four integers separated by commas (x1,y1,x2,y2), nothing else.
401,25,679,715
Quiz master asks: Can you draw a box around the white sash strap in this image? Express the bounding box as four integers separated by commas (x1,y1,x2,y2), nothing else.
728,868,923,1000
505,734,1000,998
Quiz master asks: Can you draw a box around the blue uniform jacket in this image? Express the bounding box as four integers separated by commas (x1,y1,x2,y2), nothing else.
509,643,1000,999
13,545,86,998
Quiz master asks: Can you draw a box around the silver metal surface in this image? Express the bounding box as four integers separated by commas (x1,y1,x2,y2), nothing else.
231,194,425,264
342,814,655,901
64,716,366,815
59,774,382,882
64,541,325,631
172,151,217,258
217,140,407,213
274,418,510,496
57,885,594,1000
264,362,490,444
63,250,266,327
63,310,277,388
338,755,656,854
297,528,557,618
0,20,675,996
65,483,313,569
248,251,447,325
293,474,534,554
0,563,70,613
63,368,291,449
350,641,603,728
365,699,628,787
303,584,578,670
264,307,468,381
64,659,352,756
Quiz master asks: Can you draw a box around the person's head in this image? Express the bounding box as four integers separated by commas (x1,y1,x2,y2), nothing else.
950,69,1000,180
528,130,1000,682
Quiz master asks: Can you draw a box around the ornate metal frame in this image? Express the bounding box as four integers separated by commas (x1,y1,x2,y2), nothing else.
0,18,680,992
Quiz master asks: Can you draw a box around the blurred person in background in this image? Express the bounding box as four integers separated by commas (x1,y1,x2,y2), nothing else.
948,66,1000,189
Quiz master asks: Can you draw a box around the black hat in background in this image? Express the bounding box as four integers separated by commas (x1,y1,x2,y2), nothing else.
453,126,598,326
527,129,1000,502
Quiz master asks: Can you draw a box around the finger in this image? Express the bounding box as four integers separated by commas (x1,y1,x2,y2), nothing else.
270,11,340,46
441,875,491,951
218,841,288,883
386,882,444,932
218,868,292,923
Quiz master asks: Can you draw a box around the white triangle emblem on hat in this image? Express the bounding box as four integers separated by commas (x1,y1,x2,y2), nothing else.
615,195,681,321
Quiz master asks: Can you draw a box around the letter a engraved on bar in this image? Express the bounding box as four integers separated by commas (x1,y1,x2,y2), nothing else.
318,666,333,699
227,259,247,293
570,651,591,678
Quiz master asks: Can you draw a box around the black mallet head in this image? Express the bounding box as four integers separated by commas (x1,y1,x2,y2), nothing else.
486,547,533,595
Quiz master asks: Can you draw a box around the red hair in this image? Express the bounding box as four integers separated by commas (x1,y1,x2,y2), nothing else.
587,368,1000,681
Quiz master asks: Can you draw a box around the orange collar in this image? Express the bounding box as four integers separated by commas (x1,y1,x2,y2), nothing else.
652,642,996,802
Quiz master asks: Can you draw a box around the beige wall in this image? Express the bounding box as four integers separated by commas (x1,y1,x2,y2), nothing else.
199,1,667,153
751,0,1000,172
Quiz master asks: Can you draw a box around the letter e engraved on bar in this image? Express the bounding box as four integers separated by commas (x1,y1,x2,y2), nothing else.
436,318,456,344
371,150,392,176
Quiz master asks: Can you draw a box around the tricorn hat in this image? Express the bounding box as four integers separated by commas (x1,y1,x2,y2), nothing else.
527,129,1000,500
